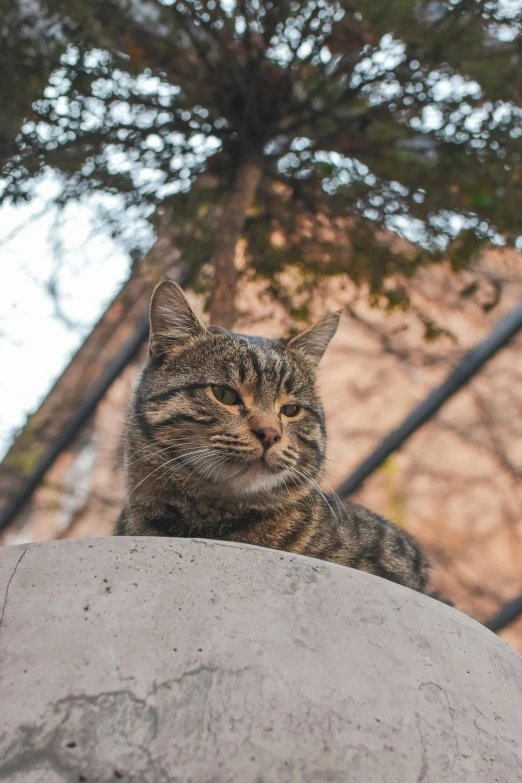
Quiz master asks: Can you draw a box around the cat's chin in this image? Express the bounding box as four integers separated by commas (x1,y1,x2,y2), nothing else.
204,459,290,496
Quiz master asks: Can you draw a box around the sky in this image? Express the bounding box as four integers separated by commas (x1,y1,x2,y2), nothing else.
0,176,139,457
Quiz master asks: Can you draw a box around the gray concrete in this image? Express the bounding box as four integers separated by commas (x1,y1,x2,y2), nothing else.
0,537,521,783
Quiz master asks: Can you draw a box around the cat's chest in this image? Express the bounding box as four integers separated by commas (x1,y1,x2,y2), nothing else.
166,499,236,525
149,498,266,538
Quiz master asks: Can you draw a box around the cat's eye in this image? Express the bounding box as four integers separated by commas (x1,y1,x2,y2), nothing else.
212,385,240,405
280,404,300,418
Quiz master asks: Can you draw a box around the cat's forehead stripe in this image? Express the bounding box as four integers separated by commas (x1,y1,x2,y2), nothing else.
244,343,296,399
238,360,247,383
246,347,264,385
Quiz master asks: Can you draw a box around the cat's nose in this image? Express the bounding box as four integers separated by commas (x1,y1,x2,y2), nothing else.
253,426,281,450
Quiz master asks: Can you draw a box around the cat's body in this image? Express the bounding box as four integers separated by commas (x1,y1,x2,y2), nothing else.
115,280,429,594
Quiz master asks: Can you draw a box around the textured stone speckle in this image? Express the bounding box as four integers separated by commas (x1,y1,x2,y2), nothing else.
1,537,521,782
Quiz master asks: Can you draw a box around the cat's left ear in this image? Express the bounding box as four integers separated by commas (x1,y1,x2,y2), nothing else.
287,311,342,370
149,280,206,357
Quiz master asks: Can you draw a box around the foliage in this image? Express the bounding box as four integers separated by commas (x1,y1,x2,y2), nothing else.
1,0,521,322
0,0,73,160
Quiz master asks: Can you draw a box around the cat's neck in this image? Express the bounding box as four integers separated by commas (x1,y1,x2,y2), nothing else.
128,478,321,544
132,480,295,520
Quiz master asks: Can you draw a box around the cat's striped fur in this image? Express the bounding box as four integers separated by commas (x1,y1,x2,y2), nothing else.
115,280,429,593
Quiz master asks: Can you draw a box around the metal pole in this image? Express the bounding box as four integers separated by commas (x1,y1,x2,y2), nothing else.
484,595,522,634
0,266,191,533
335,300,522,497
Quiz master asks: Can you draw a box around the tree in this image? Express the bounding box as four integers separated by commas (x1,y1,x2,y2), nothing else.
0,1,81,161
2,0,521,328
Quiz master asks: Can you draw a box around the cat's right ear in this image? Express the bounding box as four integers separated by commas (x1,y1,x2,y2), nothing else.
149,280,206,357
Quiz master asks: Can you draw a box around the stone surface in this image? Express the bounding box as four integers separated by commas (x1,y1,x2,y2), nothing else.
0,537,521,783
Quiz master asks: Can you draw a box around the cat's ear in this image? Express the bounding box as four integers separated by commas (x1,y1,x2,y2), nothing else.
149,280,206,357
287,311,341,370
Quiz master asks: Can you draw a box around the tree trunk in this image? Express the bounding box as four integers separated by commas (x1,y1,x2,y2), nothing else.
209,159,262,329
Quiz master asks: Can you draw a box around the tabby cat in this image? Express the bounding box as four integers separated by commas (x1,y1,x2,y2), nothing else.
115,280,429,593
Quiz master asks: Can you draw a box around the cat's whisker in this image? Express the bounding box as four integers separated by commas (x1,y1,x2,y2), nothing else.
318,462,344,480
288,471,318,526
121,439,197,470
294,473,317,519
124,436,195,458
285,466,317,521
139,450,211,491
128,447,214,497
299,464,346,530
162,454,214,491
179,451,226,489
299,458,345,511
323,455,357,470
159,449,213,491
289,464,352,543
203,454,234,483
294,454,348,536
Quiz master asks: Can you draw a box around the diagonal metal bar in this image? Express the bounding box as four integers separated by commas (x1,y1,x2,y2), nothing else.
334,300,522,498
484,595,522,634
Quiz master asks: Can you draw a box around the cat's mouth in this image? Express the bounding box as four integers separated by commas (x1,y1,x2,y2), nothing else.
200,451,289,495
243,452,286,472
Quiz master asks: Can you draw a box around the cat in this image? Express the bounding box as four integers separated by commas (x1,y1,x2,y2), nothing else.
115,279,429,594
